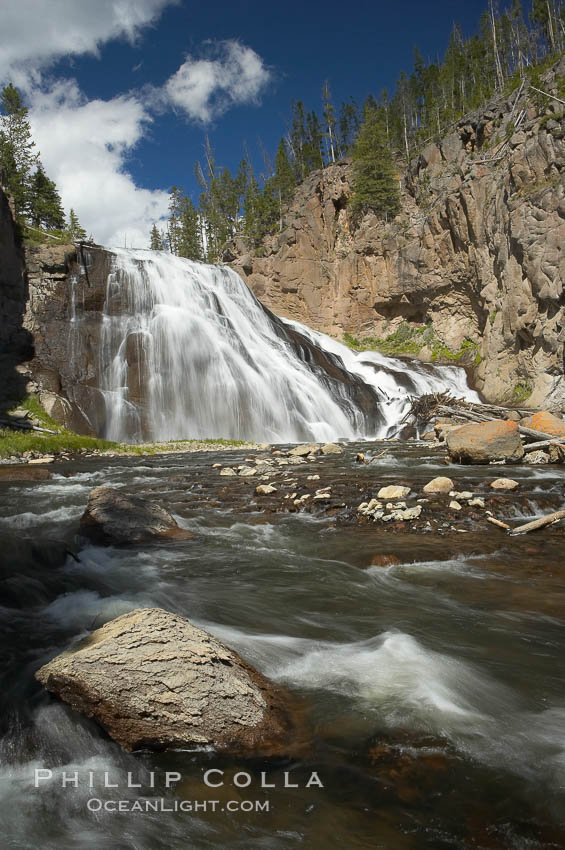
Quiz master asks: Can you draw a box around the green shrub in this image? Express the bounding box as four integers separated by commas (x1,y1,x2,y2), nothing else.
513,382,532,402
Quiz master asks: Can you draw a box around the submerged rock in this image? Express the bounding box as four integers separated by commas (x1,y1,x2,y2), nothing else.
423,476,453,494
80,486,192,545
449,490,473,500
390,505,422,521
446,420,524,464
255,484,277,495
289,443,320,457
490,478,519,490
369,554,401,567
377,485,411,500
320,443,343,455
0,465,52,481
35,608,296,755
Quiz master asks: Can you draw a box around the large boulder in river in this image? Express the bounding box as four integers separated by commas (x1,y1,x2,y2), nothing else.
80,486,193,545
446,419,524,464
35,608,297,755
521,411,565,438
423,476,453,494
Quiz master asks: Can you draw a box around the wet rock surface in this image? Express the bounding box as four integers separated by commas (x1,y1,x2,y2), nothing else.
122,439,565,540
79,485,193,545
2,437,565,848
36,607,297,755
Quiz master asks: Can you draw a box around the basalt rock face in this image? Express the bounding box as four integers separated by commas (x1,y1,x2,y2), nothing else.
23,243,111,434
232,59,565,412
0,183,32,412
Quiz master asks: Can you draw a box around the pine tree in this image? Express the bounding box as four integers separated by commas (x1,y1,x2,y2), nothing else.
242,163,262,246
531,0,558,52
178,196,202,261
351,105,400,221
29,163,65,230
338,100,360,154
150,223,166,250
322,81,338,162
304,111,324,172
0,83,38,218
168,187,202,260
289,101,307,181
272,139,295,229
66,208,87,241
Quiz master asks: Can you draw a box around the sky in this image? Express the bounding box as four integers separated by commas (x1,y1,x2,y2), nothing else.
0,0,493,248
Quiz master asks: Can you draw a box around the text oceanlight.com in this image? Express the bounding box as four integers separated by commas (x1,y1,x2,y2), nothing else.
86,798,271,813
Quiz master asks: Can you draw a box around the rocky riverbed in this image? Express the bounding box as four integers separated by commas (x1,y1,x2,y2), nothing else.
1,439,565,849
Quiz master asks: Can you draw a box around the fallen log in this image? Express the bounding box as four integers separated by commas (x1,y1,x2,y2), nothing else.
523,438,565,454
407,392,536,425
487,516,512,531
509,509,565,536
518,425,562,443
0,418,58,435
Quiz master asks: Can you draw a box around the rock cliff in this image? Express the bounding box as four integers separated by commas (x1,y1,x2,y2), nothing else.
0,181,31,413
22,242,104,433
231,59,565,411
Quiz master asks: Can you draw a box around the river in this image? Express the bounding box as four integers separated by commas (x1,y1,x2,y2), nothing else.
1,442,565,848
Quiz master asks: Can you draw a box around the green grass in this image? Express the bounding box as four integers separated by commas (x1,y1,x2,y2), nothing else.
21,225,75,248
0,395,252,458
0,431,251,459
119,438,248,456
14,394,62,430
343,323,480,364
0,429,119,458
343,324,426,356
513,382,533,403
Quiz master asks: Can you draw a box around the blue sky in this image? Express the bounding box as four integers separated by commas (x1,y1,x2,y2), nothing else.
1,0,494,246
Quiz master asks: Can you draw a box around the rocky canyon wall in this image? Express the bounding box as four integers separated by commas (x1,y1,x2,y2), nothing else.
231,59,565,411
22,242,109,434
0,181,31,413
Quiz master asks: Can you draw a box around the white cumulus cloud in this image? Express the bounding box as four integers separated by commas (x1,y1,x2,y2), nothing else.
0,3,272,248
0,0,178,88
164,40,271,123
28,81,170,248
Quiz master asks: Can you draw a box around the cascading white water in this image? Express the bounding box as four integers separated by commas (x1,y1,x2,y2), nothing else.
95,248,479,443
284,320,481,433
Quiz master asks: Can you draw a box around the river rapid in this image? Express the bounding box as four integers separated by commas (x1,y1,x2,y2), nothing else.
1,442,565,849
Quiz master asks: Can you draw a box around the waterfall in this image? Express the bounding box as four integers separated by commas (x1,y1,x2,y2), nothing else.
82,248,479,443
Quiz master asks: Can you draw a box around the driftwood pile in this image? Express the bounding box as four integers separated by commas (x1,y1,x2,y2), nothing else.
407,392,565,451
408,392,565,536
